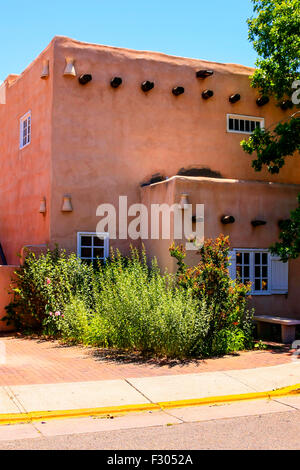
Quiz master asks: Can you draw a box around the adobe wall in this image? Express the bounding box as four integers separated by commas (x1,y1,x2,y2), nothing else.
49,36,300,255
0,42,54,264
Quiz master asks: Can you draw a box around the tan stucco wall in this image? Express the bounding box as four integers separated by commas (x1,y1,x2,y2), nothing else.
141,176,300,318
0,42,54,264
48,37,300,255
0,266,17,332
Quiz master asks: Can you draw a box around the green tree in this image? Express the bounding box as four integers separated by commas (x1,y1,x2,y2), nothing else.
241,0,300,261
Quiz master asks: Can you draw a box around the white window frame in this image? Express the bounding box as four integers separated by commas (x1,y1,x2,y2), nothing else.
227,114,265,134
19,111,31,149
77,232,109,263
232,248,271,296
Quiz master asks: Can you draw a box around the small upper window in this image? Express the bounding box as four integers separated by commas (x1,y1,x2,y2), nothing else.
227,114,264,134
20,112,31,149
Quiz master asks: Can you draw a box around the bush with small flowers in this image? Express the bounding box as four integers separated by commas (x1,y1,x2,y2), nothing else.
3,246,94,332
3,239,255,358
169,235,254,355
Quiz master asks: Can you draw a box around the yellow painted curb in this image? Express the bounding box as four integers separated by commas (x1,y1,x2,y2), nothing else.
158,384,300,410
1,383,299,426
0,403,161,426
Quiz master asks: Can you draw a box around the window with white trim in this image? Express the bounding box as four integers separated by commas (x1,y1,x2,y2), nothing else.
227,114,264,134
228,249,288,295
77,232,109,264
20,112,31,149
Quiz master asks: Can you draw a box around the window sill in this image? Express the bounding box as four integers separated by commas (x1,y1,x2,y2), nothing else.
19,143,31,150
249,291,272,296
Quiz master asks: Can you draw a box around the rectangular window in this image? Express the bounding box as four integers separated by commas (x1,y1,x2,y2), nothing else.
20,112,31,149
229,249,288,295
77,232,109,265
235,250,269,294
227,114,264,134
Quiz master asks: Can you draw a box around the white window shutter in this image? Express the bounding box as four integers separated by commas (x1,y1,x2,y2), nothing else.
270,255,288,294
228,251,236,281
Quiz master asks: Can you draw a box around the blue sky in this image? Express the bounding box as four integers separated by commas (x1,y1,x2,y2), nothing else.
0,0,257,81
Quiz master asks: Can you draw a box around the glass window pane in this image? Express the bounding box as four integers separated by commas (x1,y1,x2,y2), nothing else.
255,279,261,291
229,118,233,130
256,121,261,129
262,266,268,277
81,236,92,247
262,280,268,291
255,266,261,277
244,266,250,277
81,247,92,258
255,253,261,265
237,266,242,277
262,253,268,265
244,253,250,264
234,119,239,131
251,121,256,131
236,253,242,264
239,120,245,132
94,248,104,259
94,236,104,247
245,121,250,132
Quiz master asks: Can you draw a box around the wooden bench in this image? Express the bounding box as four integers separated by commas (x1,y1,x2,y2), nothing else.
254,315,300,344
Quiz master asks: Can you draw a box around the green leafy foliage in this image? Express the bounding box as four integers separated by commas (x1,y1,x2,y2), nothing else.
241,117,300,174
169,235,254,355
58,298,90,343
65,247,211,358
242,0,300,260
270,194,300,261
248,0,300,99
3,243,255,359
3,247,94,331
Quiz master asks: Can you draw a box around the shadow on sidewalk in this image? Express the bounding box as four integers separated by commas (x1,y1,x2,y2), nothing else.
4,333,292,370
87,344,291,368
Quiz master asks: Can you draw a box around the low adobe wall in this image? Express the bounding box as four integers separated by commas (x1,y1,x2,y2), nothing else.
0,266,18,332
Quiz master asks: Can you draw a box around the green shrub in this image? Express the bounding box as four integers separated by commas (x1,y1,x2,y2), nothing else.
169,235,254,355
55,298,90,343
4,247,94,331
61,248,212,358
4,240,255,359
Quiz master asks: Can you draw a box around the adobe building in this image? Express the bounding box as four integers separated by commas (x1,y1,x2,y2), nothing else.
0,36,299,330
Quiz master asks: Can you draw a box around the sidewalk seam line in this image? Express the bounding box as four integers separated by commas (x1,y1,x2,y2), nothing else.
3,386,27,414
124,378,154,404
161,408,186,424
272,398,300,411
221,371,260,393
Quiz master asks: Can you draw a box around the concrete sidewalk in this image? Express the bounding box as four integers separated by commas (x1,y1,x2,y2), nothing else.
0,362,299,422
